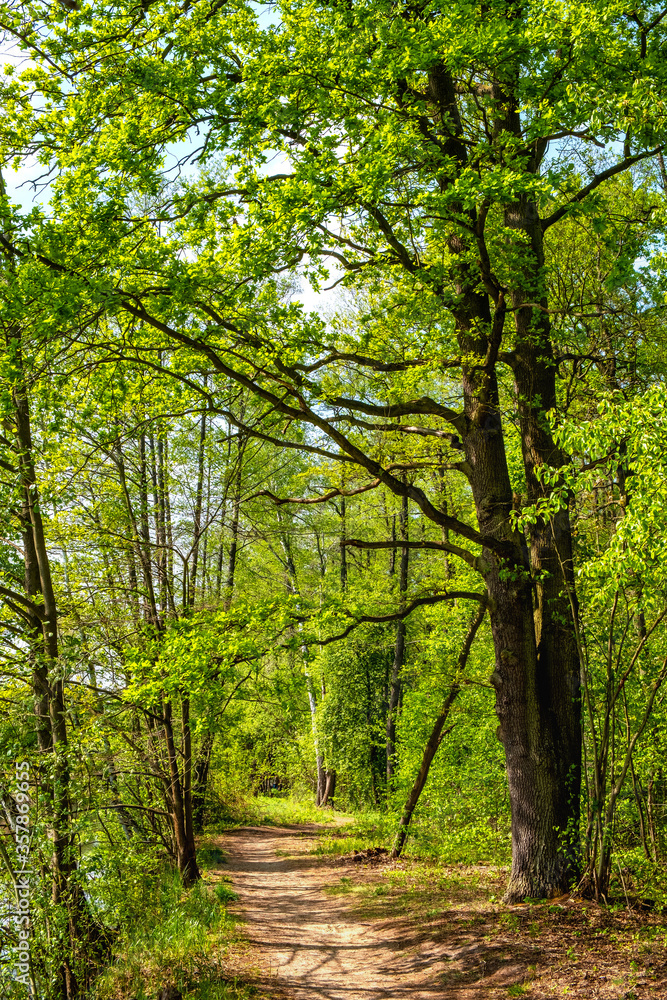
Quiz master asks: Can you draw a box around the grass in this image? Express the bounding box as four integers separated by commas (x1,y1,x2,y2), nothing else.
306,807,512,867
309,810,395,856
198,845,228,868
92,866,251,1000
214,793,348,830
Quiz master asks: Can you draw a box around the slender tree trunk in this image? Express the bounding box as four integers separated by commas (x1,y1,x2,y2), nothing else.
87,663,138,841
392,603,486,858
201,457,211,598
161,434,177,615
114,436,161,630
388,512,397,576
386,488,408,786
162,699,200,886
192,731,215,833
280,521,327,803
223,436,245,610
190,409,207,606
305,669,326,805
138,432,155,612
181,696,198,871
149,433,169,615
339,496,347,592
13,376,87,999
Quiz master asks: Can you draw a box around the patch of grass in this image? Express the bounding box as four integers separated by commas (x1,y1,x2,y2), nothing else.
308,808,510,868
220,794,349,829
313,834,379,855
94,866,248,1000
310,810,396,856
213,881,239,905
324,876,356,896
198,845,228,869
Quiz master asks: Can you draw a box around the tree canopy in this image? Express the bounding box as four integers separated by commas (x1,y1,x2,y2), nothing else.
2,2,667,997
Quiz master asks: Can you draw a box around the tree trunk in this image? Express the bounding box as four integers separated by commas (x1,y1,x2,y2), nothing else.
149,433,169,616
161,433,177,615
339,495,347,591
279,519,327,805
386,488,408,786
305,668,326,805
190,409,207,606
223,435,245,611
181,695,199,876
14,375,86,999
162,698,200,887
114,435,161,630
414,57,582,901
466,398,578,900
320,770,336,808
138,432,160,627
501,87,580,899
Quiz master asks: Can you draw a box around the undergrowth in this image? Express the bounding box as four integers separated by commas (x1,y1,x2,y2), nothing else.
301,801,665,909
219,793,667,911
213,792,345,829
310,808,511,866
91,864,248,1000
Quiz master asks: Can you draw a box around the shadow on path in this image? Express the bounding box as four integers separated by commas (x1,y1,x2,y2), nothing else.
217,825,536,1000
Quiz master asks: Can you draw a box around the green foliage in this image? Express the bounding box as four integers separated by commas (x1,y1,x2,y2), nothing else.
317,625,393,808
1,3,667,994
216,794,342,829
93,866,243,1000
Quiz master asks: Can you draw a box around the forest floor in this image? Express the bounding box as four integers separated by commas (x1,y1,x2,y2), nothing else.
210,823,667,1000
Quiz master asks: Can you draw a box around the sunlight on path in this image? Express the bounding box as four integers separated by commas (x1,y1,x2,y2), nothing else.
221,826,449,1000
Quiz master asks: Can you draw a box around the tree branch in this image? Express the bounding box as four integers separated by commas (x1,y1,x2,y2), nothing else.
542,146,664,230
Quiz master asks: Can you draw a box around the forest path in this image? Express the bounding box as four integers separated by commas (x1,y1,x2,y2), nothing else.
217,825,491,1000
213,824,666,1000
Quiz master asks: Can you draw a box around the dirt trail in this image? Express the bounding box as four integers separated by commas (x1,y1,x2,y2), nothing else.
217,825,667,999
220,825,449,1000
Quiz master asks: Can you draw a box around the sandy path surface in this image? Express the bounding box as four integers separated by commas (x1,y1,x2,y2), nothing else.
220,825,448,1000
215,825,667,1000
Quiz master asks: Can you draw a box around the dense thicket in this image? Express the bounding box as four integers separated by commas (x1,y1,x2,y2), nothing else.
1,1,667,997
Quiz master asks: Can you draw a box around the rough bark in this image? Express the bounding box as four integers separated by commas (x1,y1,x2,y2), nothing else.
320,769,336,808
496,68,580,899
423,56,582,900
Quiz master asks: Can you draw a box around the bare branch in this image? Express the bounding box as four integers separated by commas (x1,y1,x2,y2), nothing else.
247,480,381,506
318,591,488,646
343,537,481,570
542,146,664,231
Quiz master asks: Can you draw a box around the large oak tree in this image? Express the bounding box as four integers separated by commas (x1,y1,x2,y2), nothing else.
2,0,667,899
